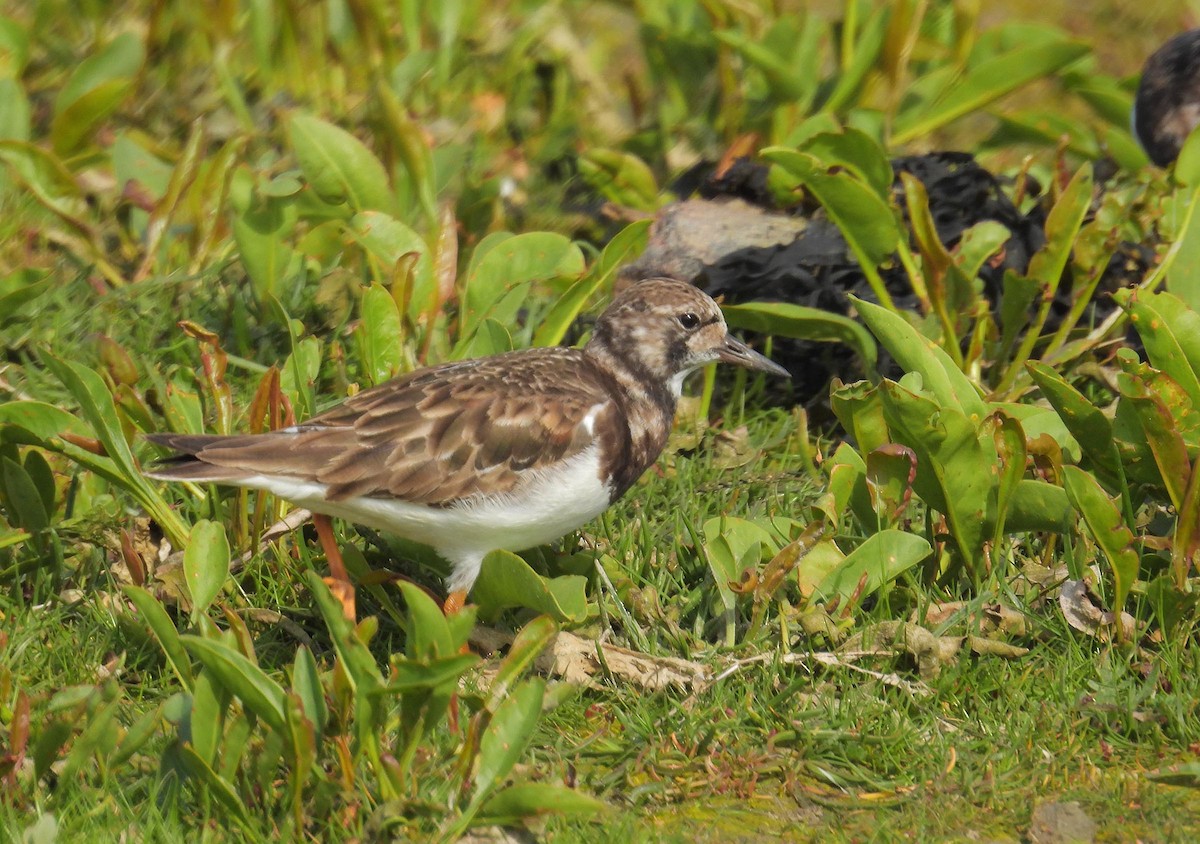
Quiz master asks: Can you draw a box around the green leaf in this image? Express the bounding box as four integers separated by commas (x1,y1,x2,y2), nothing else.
123,585,194,690
1116,289,1200,409
358,283,404,385
182,636,288,738
51,78,132,156
399,580,456,660
306,572,386,691
472,678,545,805
188,670,228,767
177,745,252,828
457,232,585,349
290,646,327,746
1116,360,1193,510
471,550,589,623
1062,465,1140,617
854,298,986,422
830,381,889,455
55,31,143,113
474,783,608,826
1027,362,1123,480
878,380,995,566
990,412,1027,548
0,78,30,144
721,301,877,371
183,520,230,622
704,516,780,612
813,530,932,603
763,148,901,268
289,113,397,214
0,402,83,441
577,148,659,211
485,615,558,713
1,456,48,533
381,654,480,693
345,211,433,318
800,128,893,199
232,189,299,304
892,39,1089,143
533,220,651,348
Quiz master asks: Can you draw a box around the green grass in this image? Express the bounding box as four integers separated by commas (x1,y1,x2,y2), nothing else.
5,0,1200,840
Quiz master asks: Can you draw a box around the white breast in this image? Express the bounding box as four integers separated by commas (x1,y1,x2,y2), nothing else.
240,445,613,591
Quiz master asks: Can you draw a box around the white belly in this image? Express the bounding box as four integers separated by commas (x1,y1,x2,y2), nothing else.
241,445,613,591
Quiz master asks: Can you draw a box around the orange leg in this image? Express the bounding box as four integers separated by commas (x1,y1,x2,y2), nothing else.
442,588,470,733
442,589,468,616
313,513,355,622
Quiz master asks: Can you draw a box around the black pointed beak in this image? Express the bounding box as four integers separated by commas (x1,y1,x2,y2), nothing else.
718,335,790,377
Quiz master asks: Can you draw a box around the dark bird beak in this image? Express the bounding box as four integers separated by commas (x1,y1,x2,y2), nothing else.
718,335,790,378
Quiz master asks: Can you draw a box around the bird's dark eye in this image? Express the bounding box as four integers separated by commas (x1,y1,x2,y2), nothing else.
678,312,700,330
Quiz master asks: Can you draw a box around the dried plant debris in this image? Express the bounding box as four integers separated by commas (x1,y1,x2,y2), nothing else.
470,626,710,691
1058,579,1138,642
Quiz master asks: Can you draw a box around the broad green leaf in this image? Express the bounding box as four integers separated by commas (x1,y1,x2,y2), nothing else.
721,301,877,371
795,539,847,600
457,317,513,359
533,220,651,348
51,79,131,156
458,232,585,347
763,148,901,268
892,40,1089,143
123,586,194,689
1,457,48,533
475,783,609,826
358,283,404,385
853,298,986,421
865,445,916,529
830,381,889,455
1027,362,1123,480
990,412,1027,548
1000,479,1072,533
486,615,558,713
0,78,30,144
399,580,456,660
381,654,480,693
306,573,386,691
813,530,931,603
703,516,779,613
1116,289,1200,408
819,442,873,530
1063,465,1140,617
879,380,994,565
233,191,299,304
1162,185,1200,310
188,670,227,766
345,211,433,320
55,31,143,113
1116,360,1193,510
800,128,893,199
290,646,328,745
183,520,230,621
177,745,252,828
182,636,288,737
471,550,589,623
109,705,162,768
472,678,545,805
289,113,397,214
577,148,659,211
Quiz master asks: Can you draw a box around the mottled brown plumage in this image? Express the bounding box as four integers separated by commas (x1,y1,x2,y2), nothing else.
145,278,789,603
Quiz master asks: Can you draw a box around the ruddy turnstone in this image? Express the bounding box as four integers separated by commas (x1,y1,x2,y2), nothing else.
144,278,789,618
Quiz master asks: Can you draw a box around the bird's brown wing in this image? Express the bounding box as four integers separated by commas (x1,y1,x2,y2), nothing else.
145,348,624,506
